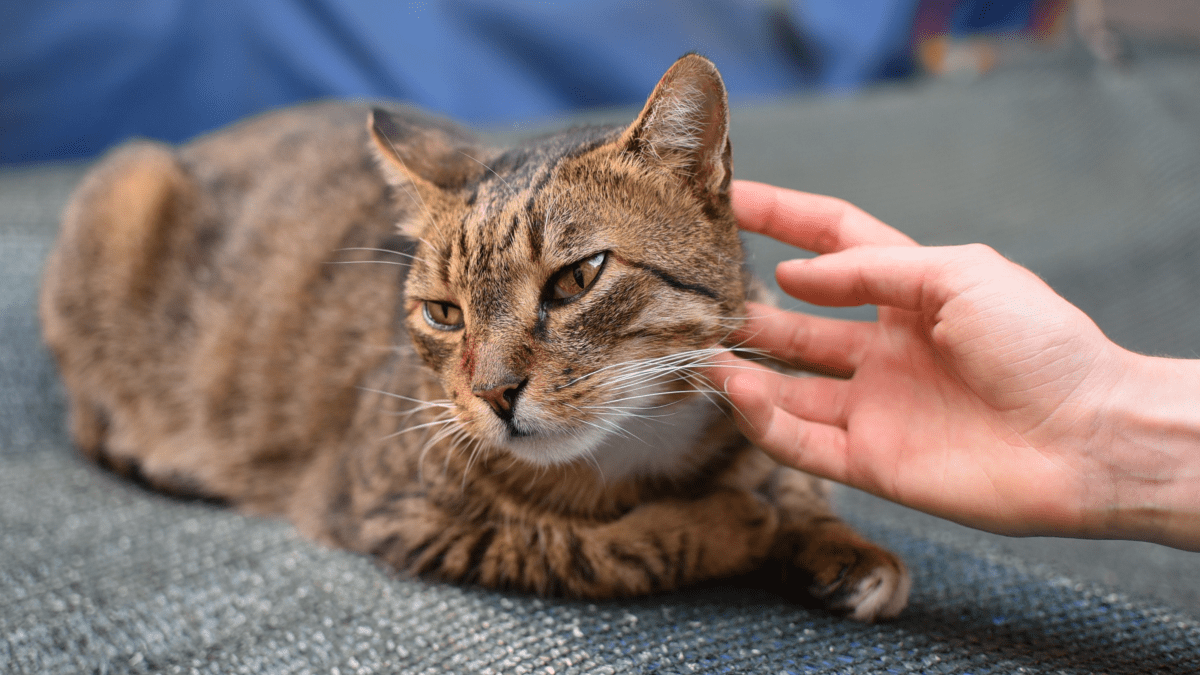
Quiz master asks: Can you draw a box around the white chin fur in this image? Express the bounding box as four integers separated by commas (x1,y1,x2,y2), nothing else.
498,395,717,482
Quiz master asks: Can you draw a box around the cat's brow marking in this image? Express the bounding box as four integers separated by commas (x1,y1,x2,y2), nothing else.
496,213,522,253
610,253,719,300
526,212,544,261
525,162,559,214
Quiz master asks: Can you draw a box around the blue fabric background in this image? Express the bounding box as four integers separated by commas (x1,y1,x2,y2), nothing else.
1,0,1035,163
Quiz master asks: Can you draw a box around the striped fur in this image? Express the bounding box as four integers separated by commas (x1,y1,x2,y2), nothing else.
41,55,909,621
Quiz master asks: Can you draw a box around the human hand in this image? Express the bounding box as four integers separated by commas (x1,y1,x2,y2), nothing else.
712,181,1200,548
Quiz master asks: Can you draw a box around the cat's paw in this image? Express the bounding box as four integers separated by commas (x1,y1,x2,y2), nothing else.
783,531,910,622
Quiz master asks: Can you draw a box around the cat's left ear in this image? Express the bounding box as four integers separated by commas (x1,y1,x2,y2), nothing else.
369,107,484,237
621,53,732,198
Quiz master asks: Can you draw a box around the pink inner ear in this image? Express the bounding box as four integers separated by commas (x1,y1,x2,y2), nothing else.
694,79,728,186
624,55,730,194
367,107,488,192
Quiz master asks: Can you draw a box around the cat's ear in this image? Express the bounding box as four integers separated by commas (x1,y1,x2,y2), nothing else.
369,108,484,237
621,54,732,197
368,107,481,192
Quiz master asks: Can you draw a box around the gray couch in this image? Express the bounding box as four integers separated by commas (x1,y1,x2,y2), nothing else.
3,40,1199,673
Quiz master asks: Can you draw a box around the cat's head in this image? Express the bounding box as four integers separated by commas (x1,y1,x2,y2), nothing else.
370,54,746,468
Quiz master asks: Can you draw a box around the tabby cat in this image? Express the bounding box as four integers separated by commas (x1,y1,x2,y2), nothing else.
41,55,909,621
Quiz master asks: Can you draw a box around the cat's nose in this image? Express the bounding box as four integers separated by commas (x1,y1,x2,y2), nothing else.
473,376,527,419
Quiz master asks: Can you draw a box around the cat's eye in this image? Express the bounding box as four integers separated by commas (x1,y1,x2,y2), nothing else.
423,301,464,330
549,252,607,302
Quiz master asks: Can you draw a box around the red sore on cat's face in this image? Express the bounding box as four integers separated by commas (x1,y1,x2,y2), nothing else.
375,55,745,467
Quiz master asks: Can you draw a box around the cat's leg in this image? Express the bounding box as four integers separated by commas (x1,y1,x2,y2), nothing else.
357,487,779,599
65,394,110,462
40,140,197,471
767,468,910,622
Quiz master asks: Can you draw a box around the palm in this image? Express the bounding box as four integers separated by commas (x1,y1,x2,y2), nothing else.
749,264,1117,535
846,305,1065,527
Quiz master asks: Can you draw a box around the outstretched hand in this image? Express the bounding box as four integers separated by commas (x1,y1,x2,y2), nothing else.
711,181,1200,549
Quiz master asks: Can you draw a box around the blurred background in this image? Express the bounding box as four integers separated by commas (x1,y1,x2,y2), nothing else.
0,0,1148,164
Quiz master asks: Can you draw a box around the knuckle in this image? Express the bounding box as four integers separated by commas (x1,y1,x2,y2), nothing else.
811,228,842,255
961,242,1001,264
965,241,995,255
934,243,1001,292
828,195,855,217
956,244,1010,286
785,322,812,357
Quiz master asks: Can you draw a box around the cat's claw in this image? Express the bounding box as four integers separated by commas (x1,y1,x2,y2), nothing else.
786,534,911,622
818,557,911,622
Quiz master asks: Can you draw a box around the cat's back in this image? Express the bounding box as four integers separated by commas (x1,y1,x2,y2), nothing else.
180,101,475,200
40,102,452,508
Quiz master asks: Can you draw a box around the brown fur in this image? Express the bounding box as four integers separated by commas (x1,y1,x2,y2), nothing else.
41,55,909,620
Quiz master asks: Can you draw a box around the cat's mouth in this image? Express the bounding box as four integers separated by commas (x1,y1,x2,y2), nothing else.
504,422,535,439
504,432,590,460
472,383,710,473
467,391,623,466
483,393,718,481
466,347,729,470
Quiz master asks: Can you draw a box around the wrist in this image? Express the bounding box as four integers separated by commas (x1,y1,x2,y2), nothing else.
1083,349,1200,550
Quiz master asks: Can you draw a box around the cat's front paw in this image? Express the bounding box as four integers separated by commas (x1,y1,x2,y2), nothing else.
781,529,910,622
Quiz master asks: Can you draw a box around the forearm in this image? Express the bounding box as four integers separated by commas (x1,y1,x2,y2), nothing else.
1084,351,1200,551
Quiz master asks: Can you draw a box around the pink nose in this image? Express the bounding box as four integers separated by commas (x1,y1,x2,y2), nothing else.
473,378,525,417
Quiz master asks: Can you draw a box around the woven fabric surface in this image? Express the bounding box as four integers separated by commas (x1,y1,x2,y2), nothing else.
4,450,1199,674
3,40,1200,674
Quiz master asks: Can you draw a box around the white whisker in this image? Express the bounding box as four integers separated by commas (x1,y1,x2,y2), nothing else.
580,401,678,412
335,246,426,262
380,417,457,440
558,347,729,390
357,387,454,408
599,390,708,405
324,260,412,267
416,414,463,483
457,150,516,195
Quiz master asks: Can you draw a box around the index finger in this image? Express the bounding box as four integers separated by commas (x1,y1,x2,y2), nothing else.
731,180,917,253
